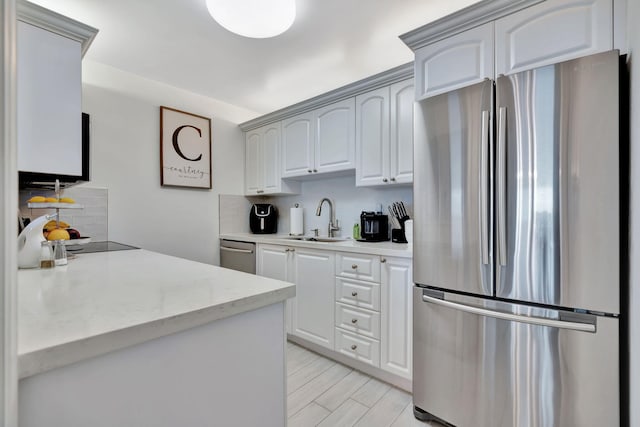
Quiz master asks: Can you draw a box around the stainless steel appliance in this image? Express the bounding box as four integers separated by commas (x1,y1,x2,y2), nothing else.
359,212,389,241
219,239,256,274
412,51,621,427
250,204,278,234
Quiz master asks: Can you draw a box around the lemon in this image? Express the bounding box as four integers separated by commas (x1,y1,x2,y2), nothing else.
47,228,70,241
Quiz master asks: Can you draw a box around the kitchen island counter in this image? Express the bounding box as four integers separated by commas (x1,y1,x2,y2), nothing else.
18,249,294,427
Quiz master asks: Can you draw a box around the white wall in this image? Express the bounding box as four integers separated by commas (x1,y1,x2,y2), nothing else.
81,60,251,265
627,0,640,424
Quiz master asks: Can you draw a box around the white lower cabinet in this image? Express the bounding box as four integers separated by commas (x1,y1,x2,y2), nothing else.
257,244,294,332
257,243,412,383
380,256,413,379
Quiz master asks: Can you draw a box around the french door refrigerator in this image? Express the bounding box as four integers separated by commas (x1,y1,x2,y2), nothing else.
412,50,620,427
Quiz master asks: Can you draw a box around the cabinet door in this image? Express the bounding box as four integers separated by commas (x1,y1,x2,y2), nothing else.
245,129,262,195
380,257,412,379
291,248,335,349
257,244,293,332
414,22,494,100
355,87,390,187
389,79,414,184
18,21,82,176
282,113,314,178
495,0,612,75
262,123,281,193
314,98,355,174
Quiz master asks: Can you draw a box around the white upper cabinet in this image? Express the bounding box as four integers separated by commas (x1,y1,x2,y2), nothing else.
495,0,613,75
245,122,300,195
17,2,97,181
245,130,262,194
315,98,356,174
414,23,494,100
282,98,355,178
356,79,414,187
389,80,414,184
282,113,314,177
356,87,389,186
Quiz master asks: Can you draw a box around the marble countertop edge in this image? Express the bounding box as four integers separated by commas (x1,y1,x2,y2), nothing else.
19,284,295,379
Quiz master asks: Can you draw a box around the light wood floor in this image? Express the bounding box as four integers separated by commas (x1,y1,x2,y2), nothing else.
286,341,442,427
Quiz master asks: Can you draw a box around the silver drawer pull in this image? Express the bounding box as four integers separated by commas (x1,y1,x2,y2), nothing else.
351,291,358,297
351,264,358,269
351,318,358,324
351,345,357,350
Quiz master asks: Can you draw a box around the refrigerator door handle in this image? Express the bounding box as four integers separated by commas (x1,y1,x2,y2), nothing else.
497,106,507,267
480,110,490,265
421,293,596,333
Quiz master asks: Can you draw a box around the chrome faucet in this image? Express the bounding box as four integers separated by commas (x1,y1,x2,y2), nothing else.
315,198,340,238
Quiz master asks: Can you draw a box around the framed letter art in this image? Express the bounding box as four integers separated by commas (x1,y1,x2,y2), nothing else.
160,106,212,189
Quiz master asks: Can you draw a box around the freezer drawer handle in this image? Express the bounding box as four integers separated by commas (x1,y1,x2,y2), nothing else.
220,247,254,254
422,294,596,333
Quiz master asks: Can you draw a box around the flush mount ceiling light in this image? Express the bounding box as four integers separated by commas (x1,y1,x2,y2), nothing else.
205,0,296,39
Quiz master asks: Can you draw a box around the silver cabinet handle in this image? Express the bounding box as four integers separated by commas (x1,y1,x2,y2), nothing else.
285,248,295,252
351,318,358,324
256,189,264,194
422,294,596,333
351,345,357,350
480,110,490,266
351,291,358,297
497,106,507,267
351,264,358,269
220,247,254,254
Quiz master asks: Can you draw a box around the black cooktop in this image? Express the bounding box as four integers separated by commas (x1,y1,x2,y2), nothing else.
65,241,140,254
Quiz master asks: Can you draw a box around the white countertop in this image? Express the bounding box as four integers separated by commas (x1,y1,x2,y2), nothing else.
220,233,413,258
18,249,295,379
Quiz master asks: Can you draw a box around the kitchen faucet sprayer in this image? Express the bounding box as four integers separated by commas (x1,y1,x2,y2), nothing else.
315,198,340,238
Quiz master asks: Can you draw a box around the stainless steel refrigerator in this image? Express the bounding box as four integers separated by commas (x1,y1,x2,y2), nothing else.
412,50,620,427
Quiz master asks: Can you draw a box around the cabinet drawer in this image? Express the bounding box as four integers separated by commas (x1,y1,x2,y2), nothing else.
336,253,380,282
335,303,380,339
335,277,380,311
335,329,380,367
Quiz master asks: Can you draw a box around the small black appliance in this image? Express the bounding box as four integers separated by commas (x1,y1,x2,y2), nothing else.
360,212,389,242
250,204,278,234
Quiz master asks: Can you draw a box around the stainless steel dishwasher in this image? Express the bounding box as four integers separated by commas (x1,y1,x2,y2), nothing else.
219,239,256,274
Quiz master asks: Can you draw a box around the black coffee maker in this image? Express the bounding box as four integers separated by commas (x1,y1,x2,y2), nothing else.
360,212,389,242
250,204,278,234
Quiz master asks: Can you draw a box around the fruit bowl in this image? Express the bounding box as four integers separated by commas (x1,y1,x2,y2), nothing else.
63,237,92,246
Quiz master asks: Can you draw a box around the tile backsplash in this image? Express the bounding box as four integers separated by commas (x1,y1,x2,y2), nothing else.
19,187,108,241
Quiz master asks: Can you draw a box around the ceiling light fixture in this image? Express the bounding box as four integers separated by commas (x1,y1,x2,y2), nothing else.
205,0,296,39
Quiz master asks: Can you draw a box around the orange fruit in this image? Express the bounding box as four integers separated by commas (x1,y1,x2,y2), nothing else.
47,228,70,241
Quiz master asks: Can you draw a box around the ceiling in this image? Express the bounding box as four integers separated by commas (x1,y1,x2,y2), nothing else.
29,0,478,119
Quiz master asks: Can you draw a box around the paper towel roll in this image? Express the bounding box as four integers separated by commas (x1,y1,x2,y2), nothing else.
290,207,304,235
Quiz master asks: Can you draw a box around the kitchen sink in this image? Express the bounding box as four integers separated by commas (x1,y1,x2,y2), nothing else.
281,236,350,243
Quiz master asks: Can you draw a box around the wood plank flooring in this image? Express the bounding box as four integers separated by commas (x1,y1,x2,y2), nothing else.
287,341,443,427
